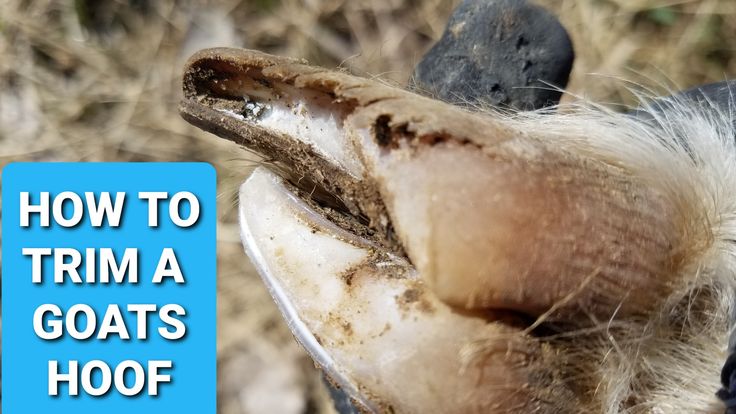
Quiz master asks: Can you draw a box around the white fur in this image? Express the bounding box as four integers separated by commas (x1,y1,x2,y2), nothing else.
492,93,736,413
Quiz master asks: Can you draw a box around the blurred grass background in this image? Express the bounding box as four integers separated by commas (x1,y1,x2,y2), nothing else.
0,0,733,413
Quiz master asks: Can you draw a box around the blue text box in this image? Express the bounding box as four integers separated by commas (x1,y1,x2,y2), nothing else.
2,162,216,414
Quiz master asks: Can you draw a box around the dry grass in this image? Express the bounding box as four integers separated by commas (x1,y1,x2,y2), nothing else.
0,0,733,413
541,0,736,106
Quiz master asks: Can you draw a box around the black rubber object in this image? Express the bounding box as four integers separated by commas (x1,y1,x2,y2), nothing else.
632,80,736,123
412,0,575,110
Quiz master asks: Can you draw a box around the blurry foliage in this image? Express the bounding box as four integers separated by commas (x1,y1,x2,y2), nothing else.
645,6,678,26
535,0,735,105
0,0,735,413
253,0,281,12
